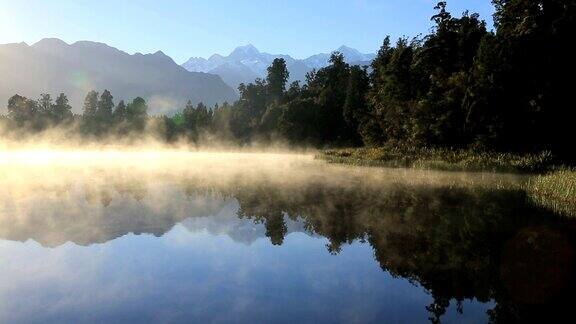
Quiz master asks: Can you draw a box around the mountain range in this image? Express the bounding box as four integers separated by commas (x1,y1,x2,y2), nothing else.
182,45,375,90
0,38,237,114
0,39,375,114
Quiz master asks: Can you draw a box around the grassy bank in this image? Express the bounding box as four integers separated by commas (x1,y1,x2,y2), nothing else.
317,146,554,173
318,147,576,217
528,170,576,217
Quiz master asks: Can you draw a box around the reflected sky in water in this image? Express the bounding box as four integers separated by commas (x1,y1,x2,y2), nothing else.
0,152,571,323
0,218,490,324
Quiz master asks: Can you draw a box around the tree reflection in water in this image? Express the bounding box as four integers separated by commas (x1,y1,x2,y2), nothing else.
0,160,574,323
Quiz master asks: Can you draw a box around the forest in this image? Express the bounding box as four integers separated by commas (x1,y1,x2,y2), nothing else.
1,1,574,161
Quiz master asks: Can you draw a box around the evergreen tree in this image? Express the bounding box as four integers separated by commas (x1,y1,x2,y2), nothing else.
113,100,127,124
307,52,352,144
97,90,114,122
81,90,99,135
7,94,37,127
230,80,268,141
125,97,148,132
35,93,53,129
52,93,73,123
343,65,369,145
366,38,417,144
266,58,289,104
83,91,99,118
37,94,52,114
468,0,576,159
92,89,114,135
183,100,198,139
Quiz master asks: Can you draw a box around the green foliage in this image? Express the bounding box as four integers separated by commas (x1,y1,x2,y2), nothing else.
92,90,115,135
52,93,73,124
353,0,575,162
277,97,321,145
0,0,574,163
362,6,489,148
318,146,555,173
467,0,576,159
97,90,114,121
6,93,71,131
183,101,212,142
364,37,419,145
125,97,148,132
528,169,576,217
206,53,371,146
81,90,99,135
171,111,185,127
113,100,127,124
266,58,289,103
7,94,38,127
343,66,369,144
82,90,99,118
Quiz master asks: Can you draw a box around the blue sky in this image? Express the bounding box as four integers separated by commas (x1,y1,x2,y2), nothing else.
0,0,495,63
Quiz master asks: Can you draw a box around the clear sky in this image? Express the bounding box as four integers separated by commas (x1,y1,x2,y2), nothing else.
0,0,495,63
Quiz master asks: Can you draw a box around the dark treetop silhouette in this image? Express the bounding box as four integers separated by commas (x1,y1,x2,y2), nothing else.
2,1,575,162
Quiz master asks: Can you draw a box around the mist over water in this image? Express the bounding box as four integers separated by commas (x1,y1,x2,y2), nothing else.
0,149,574,323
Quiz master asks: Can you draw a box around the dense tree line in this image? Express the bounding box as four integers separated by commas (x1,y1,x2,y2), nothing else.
218,0,573,159
1,1,574,160
0,90,150,139
224,0,573,159
5,93,74,130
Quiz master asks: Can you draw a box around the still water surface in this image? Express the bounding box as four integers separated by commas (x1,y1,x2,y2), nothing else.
0,152,574,323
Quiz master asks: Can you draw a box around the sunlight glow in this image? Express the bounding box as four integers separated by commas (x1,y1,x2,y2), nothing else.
0,5,18,44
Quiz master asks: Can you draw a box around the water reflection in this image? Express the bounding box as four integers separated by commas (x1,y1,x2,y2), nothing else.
0,153,574,323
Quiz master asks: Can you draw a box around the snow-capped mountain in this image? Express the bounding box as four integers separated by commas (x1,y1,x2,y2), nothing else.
182,45,375,90
181,57,218,73
303,46,376,69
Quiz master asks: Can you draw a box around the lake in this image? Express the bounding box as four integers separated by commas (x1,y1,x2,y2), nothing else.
0,151,574,323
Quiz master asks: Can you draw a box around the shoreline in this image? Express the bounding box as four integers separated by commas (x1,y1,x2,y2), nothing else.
317,147,557,174
317,147,576,218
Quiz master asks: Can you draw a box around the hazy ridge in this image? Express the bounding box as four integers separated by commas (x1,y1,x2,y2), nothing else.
0,38,238,115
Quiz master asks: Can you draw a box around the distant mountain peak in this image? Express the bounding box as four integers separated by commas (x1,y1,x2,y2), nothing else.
181,44,376,90
32,38,69,49
0,39,237,115
336,45,361,54
336,45,353,50
146,50,176,64
236,44,258,52
209,53,224,61
151,50,171,59
229,44,260,59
